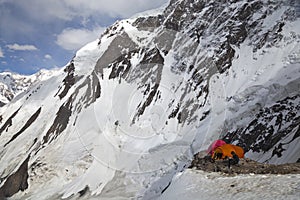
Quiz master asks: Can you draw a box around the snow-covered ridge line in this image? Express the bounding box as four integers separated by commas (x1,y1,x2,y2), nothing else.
0,69,62,106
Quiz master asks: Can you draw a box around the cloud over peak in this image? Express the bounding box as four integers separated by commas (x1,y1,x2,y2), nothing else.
56,27,105,51
0,0,169,74
6,43,38,51
4,0,168,21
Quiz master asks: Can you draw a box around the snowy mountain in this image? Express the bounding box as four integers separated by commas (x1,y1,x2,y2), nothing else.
0,0,299,199
0,70,58,107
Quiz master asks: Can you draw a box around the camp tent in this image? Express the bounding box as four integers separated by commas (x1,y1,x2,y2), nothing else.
207,139,226,155
212,144,244,159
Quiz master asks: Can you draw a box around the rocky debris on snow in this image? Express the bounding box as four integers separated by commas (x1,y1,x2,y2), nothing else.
189,152,300,175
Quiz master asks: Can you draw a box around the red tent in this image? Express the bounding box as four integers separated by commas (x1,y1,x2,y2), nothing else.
207,139,226,155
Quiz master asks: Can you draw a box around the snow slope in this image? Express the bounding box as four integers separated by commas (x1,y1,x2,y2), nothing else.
0,0,299,199
0,69,59,106
159,169,300,200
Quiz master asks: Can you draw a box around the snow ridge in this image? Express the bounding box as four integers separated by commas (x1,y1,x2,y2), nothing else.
0,69,60,106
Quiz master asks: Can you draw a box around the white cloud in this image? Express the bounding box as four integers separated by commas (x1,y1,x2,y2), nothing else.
6,43,38,51
3,0,169,21
7,0,73,21
56,26,105,51
0,47,4,58
62,0,169,18
44,54,52,59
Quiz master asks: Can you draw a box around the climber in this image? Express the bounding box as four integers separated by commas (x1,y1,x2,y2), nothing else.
228,151,239,168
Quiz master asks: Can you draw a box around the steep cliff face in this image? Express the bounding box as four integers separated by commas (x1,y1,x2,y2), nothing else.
0,0,299,199
223,94,300,164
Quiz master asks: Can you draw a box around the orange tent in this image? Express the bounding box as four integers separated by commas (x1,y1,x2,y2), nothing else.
212,144,244,159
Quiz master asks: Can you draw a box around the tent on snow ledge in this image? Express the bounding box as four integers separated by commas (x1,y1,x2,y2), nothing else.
212,144,244,160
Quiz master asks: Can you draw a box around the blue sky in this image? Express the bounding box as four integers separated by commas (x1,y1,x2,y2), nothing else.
0,0,168,75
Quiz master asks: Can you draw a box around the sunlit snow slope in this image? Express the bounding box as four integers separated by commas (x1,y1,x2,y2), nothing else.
0,70,57,106
159,169,300,200
0,0,299,199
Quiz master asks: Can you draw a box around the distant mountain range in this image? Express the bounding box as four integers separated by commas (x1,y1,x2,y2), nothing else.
0,69,59,106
